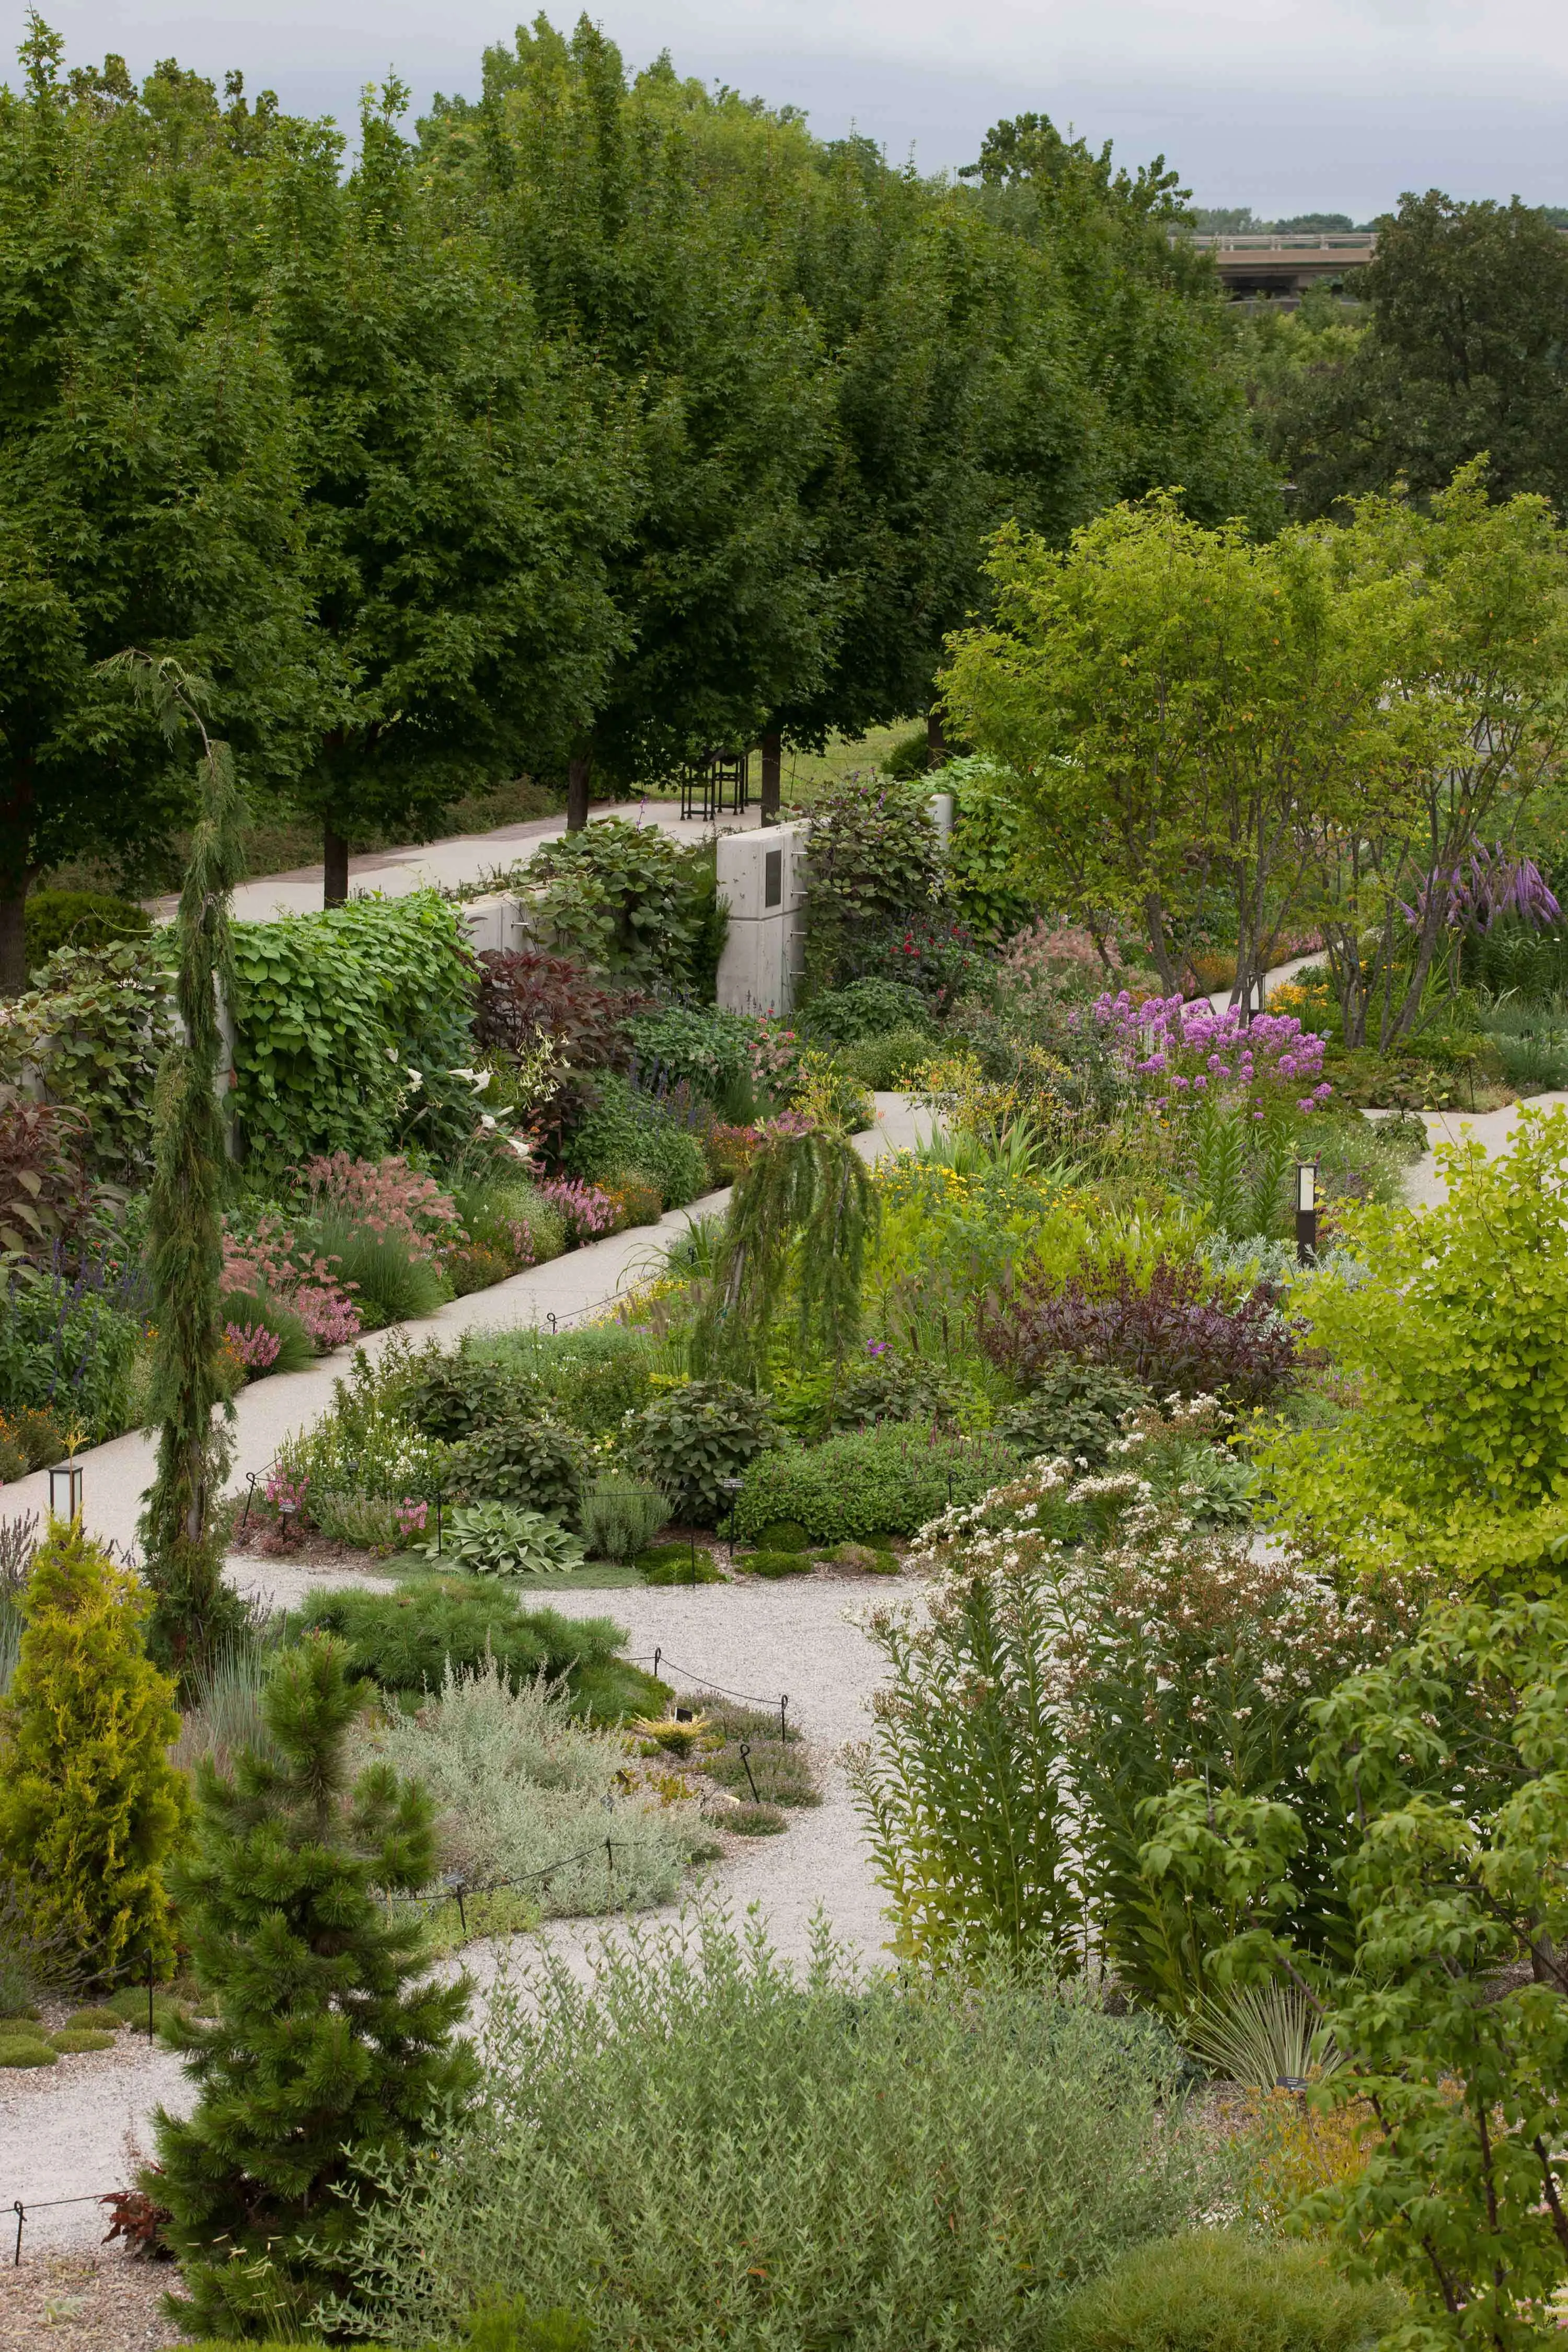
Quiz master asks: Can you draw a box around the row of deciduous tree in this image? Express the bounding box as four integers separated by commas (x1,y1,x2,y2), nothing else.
0,12,1274,985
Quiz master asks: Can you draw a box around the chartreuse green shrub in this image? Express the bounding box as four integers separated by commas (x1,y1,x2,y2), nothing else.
1259,1106,1568,1584
321,1920,1222,2350
736,1424,1020,1544
152,1634,477,2339
0,1520,187,1986
1048,2232,1402,2352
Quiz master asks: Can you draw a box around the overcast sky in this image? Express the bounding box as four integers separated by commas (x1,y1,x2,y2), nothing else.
17,0,1568,218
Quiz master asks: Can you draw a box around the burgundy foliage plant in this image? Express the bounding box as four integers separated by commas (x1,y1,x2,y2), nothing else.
983,1254,1298,1410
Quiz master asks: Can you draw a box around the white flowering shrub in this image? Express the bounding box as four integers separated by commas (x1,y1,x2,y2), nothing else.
848,1455,1426,2011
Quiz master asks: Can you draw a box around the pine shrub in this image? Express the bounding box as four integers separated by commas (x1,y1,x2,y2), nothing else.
153,1633,478,2338
1048,2230,1402,2351
0,1520,187,1985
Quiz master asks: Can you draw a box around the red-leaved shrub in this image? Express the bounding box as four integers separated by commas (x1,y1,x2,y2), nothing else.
0,1085,95,1261
983,1254,1297,1409
475,949,643,1064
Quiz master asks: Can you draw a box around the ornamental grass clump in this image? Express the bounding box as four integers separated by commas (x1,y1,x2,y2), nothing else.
324,1915,1222,2351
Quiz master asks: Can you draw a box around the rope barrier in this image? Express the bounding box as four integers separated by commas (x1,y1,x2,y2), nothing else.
640,1649,789,1742
385,1835,631,1934
9,2193,125,2266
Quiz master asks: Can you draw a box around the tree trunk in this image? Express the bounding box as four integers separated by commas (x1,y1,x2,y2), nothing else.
323,821,350,908
0,885,27,997
927,706,949,767
760,730,782,825
567,748,594,833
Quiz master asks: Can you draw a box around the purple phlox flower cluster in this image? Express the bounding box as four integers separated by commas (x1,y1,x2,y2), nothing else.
1092,989,1328,1105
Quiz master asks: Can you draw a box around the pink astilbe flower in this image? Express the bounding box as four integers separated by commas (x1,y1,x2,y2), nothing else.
537,1178,620,1245
222,1212,362,1352
224,1321,282,1371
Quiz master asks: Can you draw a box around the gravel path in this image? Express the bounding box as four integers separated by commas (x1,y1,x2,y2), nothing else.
0,1570,896,2254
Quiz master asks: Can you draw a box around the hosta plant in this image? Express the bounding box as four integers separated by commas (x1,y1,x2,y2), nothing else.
420,1505,585,1578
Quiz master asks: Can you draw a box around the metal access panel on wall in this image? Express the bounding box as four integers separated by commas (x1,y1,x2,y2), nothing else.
714,820,810,1016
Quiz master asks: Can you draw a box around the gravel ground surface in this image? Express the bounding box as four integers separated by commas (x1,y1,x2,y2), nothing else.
0,2245,186,2350
0,1565,897,2262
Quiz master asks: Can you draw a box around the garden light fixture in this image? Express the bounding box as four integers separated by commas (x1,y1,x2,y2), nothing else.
1295,1160,1318,1266
49,1459,83,1522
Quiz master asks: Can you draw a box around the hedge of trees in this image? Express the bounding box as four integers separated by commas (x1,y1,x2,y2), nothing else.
0,12,1274,980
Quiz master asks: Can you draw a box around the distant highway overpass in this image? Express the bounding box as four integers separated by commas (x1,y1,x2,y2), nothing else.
1174,232,1377,297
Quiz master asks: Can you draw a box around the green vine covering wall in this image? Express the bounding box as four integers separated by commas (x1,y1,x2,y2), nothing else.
0,938,180,1178
230,896,478,1171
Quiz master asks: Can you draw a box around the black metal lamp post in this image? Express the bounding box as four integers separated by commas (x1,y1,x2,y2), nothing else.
1295,1159,1319,1266
720,1476,744,1571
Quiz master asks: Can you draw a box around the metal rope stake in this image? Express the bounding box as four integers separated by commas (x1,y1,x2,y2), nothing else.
780,1695,789,1746
739,1742,760,1805
11,2201,20,2268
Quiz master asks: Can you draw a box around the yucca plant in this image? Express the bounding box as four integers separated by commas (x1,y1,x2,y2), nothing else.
1185,1978,1340,2090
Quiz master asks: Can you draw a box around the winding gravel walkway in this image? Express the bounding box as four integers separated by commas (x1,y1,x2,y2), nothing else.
0,1573,894,2253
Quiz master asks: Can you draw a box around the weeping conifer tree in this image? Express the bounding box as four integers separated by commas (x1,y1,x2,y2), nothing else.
111,656,246,1670
691,1123,877,1387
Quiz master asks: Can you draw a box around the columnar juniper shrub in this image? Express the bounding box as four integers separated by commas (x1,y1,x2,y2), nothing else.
324,1917,1223,2352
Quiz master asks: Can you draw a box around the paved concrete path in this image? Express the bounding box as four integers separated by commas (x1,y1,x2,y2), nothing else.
153,797,767,925
1402,1092,1568,1210
0,1097,929,1559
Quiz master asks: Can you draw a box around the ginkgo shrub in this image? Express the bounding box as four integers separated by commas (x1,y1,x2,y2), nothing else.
1259,1105,1568,1586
